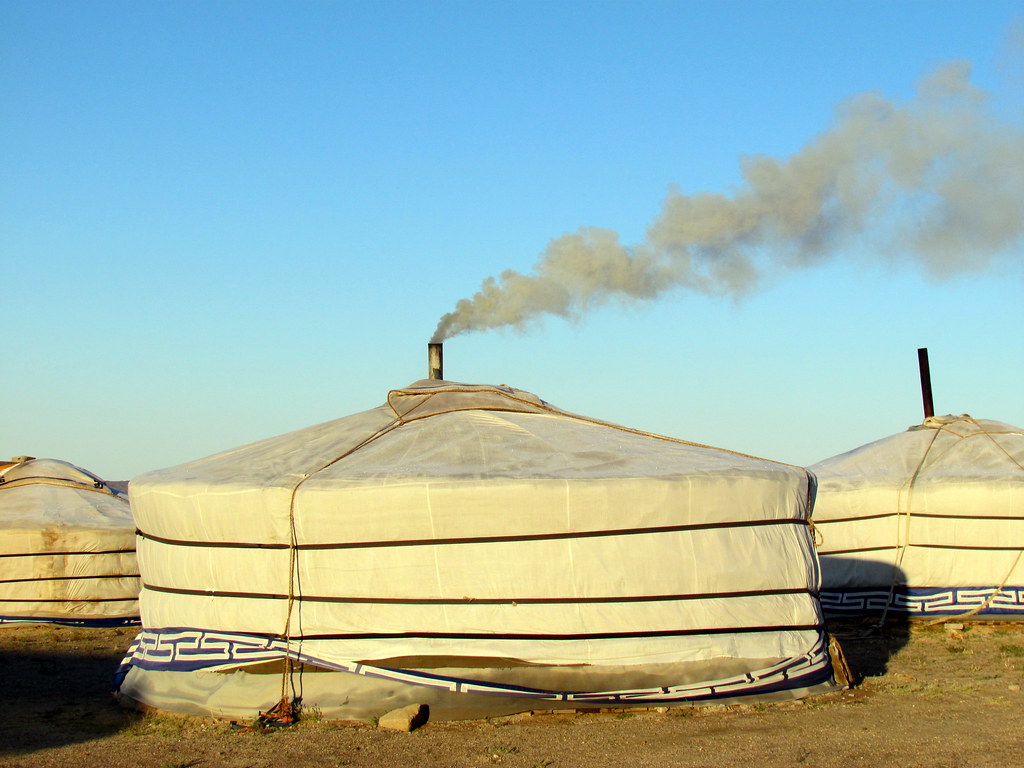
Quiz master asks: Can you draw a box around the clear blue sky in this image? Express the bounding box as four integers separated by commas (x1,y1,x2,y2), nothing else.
4,0,1022,480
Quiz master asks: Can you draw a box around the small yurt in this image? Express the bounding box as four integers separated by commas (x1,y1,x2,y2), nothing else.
115,380,841,721
0,457,140,626
812,414,1024,619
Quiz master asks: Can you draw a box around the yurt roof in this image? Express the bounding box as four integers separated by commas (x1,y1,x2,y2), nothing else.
810,414,1024,483
134,379,802,491
0,457,130,530
1,457,122,493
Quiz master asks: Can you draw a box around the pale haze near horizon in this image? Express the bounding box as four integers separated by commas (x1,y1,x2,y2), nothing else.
3,1,1022,481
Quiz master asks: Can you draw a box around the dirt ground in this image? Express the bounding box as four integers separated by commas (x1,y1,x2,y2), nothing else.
1,619,1023,768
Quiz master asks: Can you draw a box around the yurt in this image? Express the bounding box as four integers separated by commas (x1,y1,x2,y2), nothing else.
115,379,841,721
0,456,140,626
812,414,1024,619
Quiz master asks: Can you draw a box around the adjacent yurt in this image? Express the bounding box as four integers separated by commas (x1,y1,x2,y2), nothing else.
115,380,841,721
812,414,1024,619
0,457,140,626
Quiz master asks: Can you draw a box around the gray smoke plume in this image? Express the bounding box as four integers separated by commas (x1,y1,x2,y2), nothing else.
432,61,1024,343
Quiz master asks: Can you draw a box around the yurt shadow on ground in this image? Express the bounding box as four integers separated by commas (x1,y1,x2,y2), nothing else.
820,559,911,682
115,379,844,722
0,625,139,756
825,620,911,683
812,414,1024,621
0,457,140,628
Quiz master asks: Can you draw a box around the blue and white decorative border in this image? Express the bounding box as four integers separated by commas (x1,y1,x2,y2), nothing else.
1,614,140,628
114,627,835,704
820,586,1024,616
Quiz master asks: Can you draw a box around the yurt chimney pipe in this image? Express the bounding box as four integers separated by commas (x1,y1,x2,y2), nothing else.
917,347,935,420
428,342,443,380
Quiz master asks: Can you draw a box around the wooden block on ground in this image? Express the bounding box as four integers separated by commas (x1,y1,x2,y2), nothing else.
378,704,429,732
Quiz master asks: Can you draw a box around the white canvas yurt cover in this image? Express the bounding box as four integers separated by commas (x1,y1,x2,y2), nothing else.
115,380,840,721
0,457,140,626
812,414,1024,618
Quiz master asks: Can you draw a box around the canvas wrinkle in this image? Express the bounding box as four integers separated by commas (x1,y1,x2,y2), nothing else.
425,483,451,637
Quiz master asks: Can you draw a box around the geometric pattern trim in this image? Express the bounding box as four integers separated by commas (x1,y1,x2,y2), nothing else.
113,627,834,704
820,586,1024,616
0,614,141,628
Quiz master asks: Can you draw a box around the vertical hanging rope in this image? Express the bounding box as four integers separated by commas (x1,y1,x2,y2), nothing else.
922,417,1024,623
875,417,1024,627
872,427,940,629
272,417,406,718
278,476,305,708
